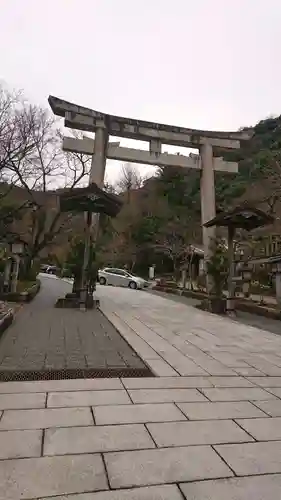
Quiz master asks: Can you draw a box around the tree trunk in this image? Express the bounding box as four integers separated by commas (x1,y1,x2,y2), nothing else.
20,254,33,280
189,254,194,290
131,259,136,273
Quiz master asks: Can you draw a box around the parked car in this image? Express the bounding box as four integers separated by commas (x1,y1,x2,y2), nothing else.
98,268,148,289
41,265,59,275
40,264,49,273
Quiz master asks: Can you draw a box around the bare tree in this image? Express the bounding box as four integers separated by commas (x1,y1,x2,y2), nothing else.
155,227,190,276
15,138,91,275
0,85,38,179
152,208,196,278
116,163,144,202
103,180,117,194
0,84,92,274
0,84,44,226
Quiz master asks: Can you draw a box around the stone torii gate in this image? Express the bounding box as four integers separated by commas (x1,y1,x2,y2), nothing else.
48,95,252,291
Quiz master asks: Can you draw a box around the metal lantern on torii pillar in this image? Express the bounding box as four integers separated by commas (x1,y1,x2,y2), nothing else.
58,183,122,309
204,206,274,314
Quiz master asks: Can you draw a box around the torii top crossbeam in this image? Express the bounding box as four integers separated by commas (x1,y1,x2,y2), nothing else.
48,96,253,151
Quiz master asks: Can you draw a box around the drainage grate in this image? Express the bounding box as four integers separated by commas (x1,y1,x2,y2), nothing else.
0,366,154,382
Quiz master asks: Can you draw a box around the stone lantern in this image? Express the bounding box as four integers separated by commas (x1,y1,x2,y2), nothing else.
267,256,281,308
4,239,25,293
204,206,274,315
57,182,122,310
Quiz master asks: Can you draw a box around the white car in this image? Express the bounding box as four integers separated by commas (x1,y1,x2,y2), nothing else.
98,268,147,289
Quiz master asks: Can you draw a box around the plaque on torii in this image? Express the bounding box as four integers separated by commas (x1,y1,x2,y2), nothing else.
48,95,253,293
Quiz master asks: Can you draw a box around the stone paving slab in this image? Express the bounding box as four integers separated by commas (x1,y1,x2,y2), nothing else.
0,407,93,430
244,363,281,377
0,453,108,500
93,402,186,425
0,378,123,393
248,376,281,387
233,367,266,376
203,353,252,368
264,387,281,397
0,429,42,459
140,358,179,376
207,376,254,387
237,416,281,441
102,310,162,362
214,441,281,475
147,419,253,447
104,446,233,489
176,401,268,420
201,387,277,401
179,474,281,500
253,399,281,416
0,392,46,410
40,484,183,500
44,424,155,455
128,388,207,403
122,376,213,389
156,352,209,376
184,358,237,376
47,389,131,407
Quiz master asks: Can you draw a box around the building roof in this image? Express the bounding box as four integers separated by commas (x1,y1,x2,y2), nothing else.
248,253,281,265
59,183,122,217
204,207,274,231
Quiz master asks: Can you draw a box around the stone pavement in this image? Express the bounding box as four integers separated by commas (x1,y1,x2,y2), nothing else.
0,276,147,376
100,285,281,378
1,283,281,498
149,287,281,337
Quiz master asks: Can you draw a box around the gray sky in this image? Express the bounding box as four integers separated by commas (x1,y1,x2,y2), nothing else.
1,0,281,182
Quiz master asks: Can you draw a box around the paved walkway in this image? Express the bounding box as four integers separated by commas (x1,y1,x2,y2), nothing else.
0,276,147,377
1,282,281,498
148,288,281,336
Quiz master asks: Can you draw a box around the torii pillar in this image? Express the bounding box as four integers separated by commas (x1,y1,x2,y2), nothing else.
88,123,108,236
80,124,108,307
200,142,216,290
89,124,107,186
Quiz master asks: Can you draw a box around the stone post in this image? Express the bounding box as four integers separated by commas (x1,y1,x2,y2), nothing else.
180,269,186,289
200,142,216,293
275,263,281,308
226,226,236,314
11,256,20,293
4,258,12,292
242,280,250,298
149,266,155,280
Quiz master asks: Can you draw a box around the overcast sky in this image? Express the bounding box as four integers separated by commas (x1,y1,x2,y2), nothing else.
1,0,281,183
